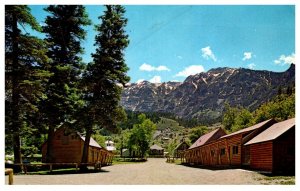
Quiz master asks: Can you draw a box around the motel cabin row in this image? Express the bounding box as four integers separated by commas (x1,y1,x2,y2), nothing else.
184,118,295,174
42,125,114,166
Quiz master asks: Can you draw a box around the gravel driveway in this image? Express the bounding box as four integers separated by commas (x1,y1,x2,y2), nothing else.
5,158,270,185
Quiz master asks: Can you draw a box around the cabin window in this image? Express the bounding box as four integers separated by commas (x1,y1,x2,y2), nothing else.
220,148,225,156
62,135,69,145
211,150,215,157
56,135,61,140
232,146,239,155
71,135,76,140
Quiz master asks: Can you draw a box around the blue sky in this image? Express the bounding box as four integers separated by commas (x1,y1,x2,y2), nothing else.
28,5,295,83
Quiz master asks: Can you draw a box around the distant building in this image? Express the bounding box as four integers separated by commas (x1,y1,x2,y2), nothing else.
105,140,116,152
149,144,164,157
121,149,130,157
174,141,190,158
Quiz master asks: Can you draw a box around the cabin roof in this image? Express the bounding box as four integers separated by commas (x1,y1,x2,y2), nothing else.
78,133,102,149
244,118,295,145
189,128,224,149
221,119,274,139
150,144,164,150
174,141,190,150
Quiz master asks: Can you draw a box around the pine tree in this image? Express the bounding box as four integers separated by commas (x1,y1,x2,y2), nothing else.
41,5,90,162
5,5,50,166
80,5,130,168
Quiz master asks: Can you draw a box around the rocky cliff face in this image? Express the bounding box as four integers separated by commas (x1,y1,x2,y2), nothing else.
121,65,295,122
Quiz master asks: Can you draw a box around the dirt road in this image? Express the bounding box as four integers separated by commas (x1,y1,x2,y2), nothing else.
5,158,271,185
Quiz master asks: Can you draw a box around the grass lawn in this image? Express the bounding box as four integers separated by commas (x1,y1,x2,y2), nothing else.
165,158,182,165
256,175,295,185
112,157,147,165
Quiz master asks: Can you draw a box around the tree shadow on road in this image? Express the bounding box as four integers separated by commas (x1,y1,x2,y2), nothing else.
23,168,110,175
179,163,240,171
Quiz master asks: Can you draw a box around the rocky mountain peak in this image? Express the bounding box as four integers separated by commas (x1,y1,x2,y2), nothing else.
121,66,295,123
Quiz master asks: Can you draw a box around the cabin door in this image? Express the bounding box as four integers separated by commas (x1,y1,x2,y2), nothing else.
229,146,232,164
242,145,250,166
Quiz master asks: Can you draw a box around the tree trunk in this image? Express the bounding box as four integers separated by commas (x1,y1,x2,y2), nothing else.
80,126,92,171
46,126,55,162
120,139,123,157
11,12,22,170
12,132,22,161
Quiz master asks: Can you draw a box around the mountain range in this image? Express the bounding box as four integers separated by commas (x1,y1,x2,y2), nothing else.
121,64,295,123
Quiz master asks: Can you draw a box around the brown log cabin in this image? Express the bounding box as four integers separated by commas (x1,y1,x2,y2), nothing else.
244,118,295,174
184,128,226,164
42,126,113,165
184,118,295,174
216,119,276,167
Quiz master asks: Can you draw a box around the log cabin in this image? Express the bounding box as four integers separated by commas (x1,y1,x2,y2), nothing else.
184,118,295,174
184,119,276,167
185,128,227,165
42,125,113,165
244,118,295,174
216,119,276,167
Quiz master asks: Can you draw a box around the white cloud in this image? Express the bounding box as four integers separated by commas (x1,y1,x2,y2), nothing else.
156,66,170,71
274,53,295,65
149,76,161,83
274,60,281,64
139,63,170,72
243,52,252,61
136,79,145,83
201,46,217,62
175,65,205,77
248,63,256,69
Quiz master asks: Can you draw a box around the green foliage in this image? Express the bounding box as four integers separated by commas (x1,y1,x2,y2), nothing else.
115,129,131,153
40,5,91,163
21,146,38,157
222,92,295,133
231,108,254,132
91,134,106,148
118,110,161,130
79,5,130,164
222,104,254,133
127,114,157,158
166,139,179,156
254,93,295,123
79,5,129,129
156,117,184,131
222,102,239,131
155,112,208,127
188,126,208,143
5,5,50,163
42,5,91,126
128,126,149,158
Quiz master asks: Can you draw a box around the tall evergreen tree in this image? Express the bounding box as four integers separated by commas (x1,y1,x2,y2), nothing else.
5,5,50,166
80,5,130,167
42,5,90,162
